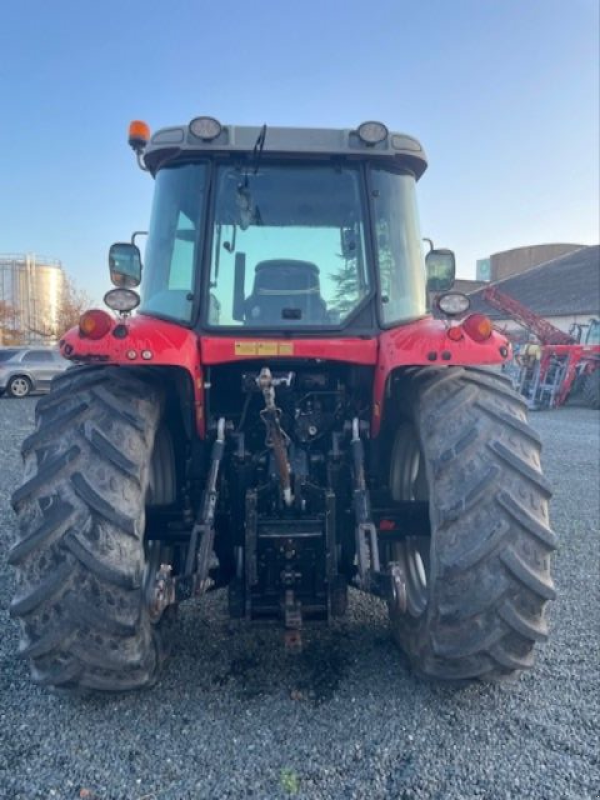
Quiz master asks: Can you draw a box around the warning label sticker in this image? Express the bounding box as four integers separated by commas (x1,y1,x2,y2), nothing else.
234,341,295,357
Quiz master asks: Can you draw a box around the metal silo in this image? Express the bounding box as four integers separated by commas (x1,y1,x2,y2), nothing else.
0,254,66,344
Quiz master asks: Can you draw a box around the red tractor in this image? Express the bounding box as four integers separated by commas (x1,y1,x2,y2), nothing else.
9,119,556,692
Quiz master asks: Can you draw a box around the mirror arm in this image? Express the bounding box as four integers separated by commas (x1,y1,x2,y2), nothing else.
131,231,148,246
136,152,149,172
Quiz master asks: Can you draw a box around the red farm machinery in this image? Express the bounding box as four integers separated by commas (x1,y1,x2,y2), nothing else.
483,285,600,410
9,119,556,692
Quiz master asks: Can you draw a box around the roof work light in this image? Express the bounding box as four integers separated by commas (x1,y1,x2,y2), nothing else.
357,121,389,145
189,116,222,141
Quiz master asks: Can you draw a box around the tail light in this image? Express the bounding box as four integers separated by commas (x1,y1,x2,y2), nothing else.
462,314,493,342
446,325,464,341
79,310,112,340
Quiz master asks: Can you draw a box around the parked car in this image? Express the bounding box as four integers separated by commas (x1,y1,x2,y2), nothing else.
0,347,71,398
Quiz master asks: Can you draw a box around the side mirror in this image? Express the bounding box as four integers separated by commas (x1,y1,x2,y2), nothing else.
109,242,142,288
426,249,455,292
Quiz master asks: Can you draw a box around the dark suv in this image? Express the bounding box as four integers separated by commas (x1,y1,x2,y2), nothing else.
0,347,70,398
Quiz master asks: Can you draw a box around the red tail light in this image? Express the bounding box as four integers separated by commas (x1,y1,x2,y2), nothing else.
446,325,464,341
79,310,112,340
462,314,493,342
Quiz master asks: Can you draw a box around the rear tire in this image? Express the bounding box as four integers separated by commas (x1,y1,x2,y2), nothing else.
387,366,556,681
9,366,170,692
582,369,600,409
7,375,32,398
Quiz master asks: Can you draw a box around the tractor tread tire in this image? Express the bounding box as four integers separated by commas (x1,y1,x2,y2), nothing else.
581,370,600,410
389,366,556,682
10,366,166,692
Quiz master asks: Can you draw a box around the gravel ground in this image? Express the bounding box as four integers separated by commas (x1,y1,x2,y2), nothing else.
0,397,598,800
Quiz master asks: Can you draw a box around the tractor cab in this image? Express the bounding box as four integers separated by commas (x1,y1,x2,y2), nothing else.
109,118,455,334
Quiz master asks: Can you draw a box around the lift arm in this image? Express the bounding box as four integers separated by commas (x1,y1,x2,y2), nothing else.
482,286,575,346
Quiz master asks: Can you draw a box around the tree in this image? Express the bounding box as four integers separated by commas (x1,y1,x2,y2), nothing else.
330,221,394,316
331,256,360,316
55,275,93,338
28,273,92,342
0,301,23,345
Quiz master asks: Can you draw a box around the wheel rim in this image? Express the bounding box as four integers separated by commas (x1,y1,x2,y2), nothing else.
390,424,430,617
10,378,30,397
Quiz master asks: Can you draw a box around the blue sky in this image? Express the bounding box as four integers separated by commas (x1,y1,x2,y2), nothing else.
1,0,598,303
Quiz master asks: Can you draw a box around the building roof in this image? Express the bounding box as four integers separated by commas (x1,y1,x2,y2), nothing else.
454,278,487,294
489,242,584,262
468,245,600,318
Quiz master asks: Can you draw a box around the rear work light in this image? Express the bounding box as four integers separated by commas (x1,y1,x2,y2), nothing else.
104,287,140,313
79,310,112,340
462,314,494,342
437,291,470,317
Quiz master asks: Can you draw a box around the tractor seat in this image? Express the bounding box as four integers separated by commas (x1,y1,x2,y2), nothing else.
244,260,328,324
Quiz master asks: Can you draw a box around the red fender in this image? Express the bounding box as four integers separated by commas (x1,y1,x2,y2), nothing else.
371,318,511,435
61,313,510,440
60,315,206,435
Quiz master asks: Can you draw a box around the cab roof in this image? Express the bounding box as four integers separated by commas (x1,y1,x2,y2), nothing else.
143,121,428,179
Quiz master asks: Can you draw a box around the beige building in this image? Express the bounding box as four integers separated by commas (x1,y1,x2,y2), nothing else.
0,254,66,344
476,243,584,283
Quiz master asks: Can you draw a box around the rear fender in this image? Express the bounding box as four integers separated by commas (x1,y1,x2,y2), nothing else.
372,318,511,436
59,315,205,436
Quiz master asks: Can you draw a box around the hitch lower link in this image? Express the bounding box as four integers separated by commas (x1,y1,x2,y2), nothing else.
351,418,407,615
149,418,226,622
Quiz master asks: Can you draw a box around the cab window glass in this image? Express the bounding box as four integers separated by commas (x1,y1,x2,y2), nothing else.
207,164,369,327
140,163,207,323
371,169,427,324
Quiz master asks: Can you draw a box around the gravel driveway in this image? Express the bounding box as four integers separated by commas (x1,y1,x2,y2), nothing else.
1,398,598,800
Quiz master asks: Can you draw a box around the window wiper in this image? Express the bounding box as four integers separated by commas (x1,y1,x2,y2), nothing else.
238,123,267,190
252,124,267,174
223,224,237,253
236,125,267,229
